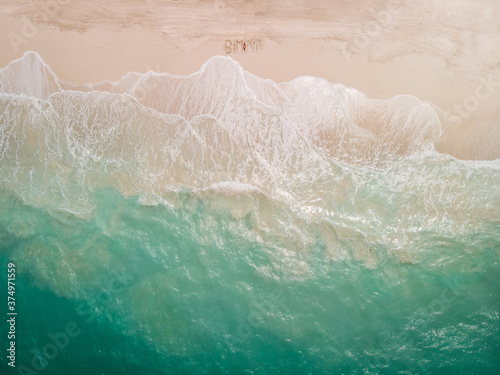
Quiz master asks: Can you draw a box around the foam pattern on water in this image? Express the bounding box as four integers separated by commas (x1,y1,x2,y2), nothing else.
0,52,499,374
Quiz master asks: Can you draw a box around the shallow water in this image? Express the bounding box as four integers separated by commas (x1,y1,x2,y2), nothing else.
0,52,499,374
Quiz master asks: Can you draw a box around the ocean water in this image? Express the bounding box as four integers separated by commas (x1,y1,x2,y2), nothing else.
0,52,499,374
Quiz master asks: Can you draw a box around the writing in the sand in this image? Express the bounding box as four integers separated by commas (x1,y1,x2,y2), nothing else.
225,40,261,54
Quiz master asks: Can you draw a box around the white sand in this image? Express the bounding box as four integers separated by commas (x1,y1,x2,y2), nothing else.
1,0,499,159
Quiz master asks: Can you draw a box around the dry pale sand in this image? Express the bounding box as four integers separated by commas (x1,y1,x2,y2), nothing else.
0,0,499,159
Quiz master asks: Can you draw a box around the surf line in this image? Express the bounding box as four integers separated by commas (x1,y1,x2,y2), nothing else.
224,39,262,54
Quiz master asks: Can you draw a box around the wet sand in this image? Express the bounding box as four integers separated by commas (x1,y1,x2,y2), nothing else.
0,0,499,159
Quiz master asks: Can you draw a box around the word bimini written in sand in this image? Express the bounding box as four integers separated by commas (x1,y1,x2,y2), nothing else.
0,1,499,375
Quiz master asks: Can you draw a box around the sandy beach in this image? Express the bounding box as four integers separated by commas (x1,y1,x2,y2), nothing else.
1,0,499,159
1,3,500,373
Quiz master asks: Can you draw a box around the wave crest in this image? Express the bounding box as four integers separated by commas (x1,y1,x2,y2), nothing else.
1,52,498,267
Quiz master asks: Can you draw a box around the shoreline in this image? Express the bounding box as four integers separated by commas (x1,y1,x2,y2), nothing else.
1,0,499,160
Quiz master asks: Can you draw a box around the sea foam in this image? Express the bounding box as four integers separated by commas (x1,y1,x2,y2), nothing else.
0,51,498,266
1,52,499,372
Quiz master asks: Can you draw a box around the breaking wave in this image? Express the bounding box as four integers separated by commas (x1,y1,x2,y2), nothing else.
0,52,499,266
1,51,499,374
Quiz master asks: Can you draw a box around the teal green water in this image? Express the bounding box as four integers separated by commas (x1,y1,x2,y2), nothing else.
1,184,499,374
0,53,500,374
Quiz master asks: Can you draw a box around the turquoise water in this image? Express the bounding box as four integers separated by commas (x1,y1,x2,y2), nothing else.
0,53,499,374
1,182,499,374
